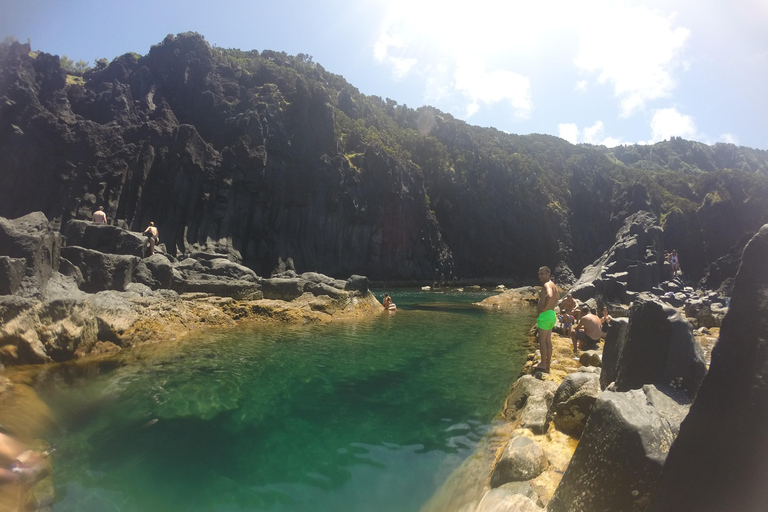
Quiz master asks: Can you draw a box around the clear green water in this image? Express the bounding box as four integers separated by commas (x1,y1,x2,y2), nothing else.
36,290,535,512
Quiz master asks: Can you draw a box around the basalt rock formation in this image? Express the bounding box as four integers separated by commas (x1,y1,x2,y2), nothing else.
0,212,379,366
1,34,768,284
648,224,768,512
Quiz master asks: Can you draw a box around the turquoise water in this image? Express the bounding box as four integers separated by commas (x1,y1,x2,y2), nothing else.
36,290,535,512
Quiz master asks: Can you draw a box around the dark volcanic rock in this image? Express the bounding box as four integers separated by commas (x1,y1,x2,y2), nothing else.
614,295,707,398
62,220,145,257
550,372,601,438
648,224,768,512
601,317,629,389
0,212,61,297
60,246,140,293
570,211,664,303
548,385,690,512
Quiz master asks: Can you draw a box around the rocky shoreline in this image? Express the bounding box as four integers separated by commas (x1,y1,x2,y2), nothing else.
0,212,381,368
0,211,383,511
2,210,767,511
422,222,768,512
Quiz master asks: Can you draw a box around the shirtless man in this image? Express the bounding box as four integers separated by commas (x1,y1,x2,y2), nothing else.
535,266,560,373
571,305,604,353
92,206,107,224
560,293,577,315
143,222,159,255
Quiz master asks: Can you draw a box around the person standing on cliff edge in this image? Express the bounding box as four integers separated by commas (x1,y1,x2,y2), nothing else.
534,266,559,373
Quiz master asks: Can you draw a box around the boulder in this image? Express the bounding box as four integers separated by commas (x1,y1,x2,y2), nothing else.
60,246,140,293
133,254,175,290
61,219,145,257
345,274,370,294
550,372,602,437
200,258,260,282
304,281,349,299
648,224,768,512
548,385,690,512
578,350,602,367
261,277,306,301
0,212,61,297
476,488,543,512
490,436,548,487
301,272,346,289
614,295,707,399
504,375,558,435
570,211,664,303
600,317,629,390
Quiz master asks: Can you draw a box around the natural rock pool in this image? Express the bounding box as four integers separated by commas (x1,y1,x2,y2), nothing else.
34,290,535,512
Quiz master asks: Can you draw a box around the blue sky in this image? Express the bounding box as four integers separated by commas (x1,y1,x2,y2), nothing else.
3,0,767,149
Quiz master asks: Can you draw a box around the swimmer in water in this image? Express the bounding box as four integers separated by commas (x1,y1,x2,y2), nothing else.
382,293,396,311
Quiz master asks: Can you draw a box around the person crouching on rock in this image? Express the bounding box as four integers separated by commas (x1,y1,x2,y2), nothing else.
571,305,603,353
535,266,559,373
143,222,159,256
382,293,396,311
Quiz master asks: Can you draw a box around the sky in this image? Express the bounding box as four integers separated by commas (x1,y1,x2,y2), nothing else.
3,0,768,150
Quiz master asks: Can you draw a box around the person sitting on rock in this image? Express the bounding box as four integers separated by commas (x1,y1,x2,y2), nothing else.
600,306,613,333
559,293,577,315
143,222,159,256
92,206,107,225
571,305,603,353
382,293,396,311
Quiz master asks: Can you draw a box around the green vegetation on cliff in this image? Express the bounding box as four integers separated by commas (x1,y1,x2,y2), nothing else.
1,32,767,284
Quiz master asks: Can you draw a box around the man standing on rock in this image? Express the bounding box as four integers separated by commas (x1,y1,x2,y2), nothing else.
535,266,559,373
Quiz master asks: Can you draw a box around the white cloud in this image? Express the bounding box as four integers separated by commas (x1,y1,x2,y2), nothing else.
373,32,418,80
649,107,697,142
453,61,532,119
559,123,580,144
718,133,739,145
574,3,690,117
575,80,588,92
558,120,622,147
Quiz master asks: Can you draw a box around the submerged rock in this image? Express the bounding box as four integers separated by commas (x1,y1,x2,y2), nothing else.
477,487,544,511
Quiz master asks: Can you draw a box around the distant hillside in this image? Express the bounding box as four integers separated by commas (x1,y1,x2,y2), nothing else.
1,32,767,285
